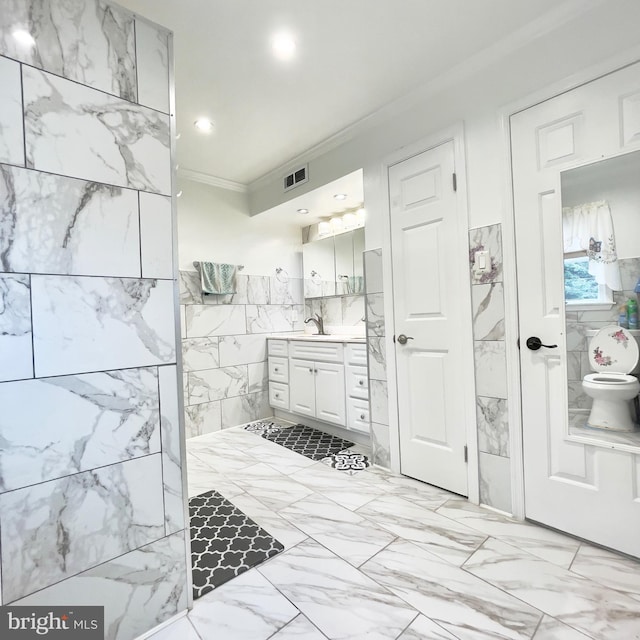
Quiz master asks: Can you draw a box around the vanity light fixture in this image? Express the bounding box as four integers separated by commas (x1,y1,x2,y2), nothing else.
333,193,347,201
318,221,331,237
12,29,35,48
297,208,309,214
342,213,356,229
272,32,296,60
194,118,214,133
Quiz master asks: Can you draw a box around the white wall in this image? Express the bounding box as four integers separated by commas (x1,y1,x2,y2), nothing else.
248,0,640,239
178,178,303,276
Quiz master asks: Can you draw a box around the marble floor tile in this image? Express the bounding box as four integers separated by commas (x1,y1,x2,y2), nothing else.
397,614,461,640
225,463,315,512
364,466,454,510
186,453,244,500
357,493,487,565
289,464,386,511
278,493,396,567
463,537,640,640
532,616,593,639
148,616,201,640
225,493,308,550
269,614,329,639
189,444,258,474
245,442,318,475
188,569,298,640
258,539,418,640
435,499,580,569
361,538,542,640
569,543,640,601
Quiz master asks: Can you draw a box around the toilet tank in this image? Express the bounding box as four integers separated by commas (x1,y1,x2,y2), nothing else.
585,328,640,374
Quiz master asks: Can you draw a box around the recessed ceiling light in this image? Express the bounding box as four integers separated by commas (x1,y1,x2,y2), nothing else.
194,118,214,133
297,208,309,214
333,193,347,201
12,29,35,48
272,32,296,60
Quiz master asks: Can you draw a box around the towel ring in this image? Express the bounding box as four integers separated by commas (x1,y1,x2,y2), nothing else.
275,267,289,283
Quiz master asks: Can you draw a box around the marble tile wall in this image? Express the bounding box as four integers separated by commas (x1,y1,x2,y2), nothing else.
363,249,390,468
0,3,188,637
566,256,640,421
305,294,366,330
180,269,305,438
469,225,512,513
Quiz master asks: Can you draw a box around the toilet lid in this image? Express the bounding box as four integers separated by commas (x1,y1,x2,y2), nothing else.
588,325,639,373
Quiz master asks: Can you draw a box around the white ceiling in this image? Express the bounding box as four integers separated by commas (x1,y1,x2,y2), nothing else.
119,0,579,186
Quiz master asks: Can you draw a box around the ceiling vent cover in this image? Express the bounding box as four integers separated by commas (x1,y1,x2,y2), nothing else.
283,164,308,192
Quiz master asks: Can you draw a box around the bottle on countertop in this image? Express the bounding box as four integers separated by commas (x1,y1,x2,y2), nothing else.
619,304,629,329
628,298,638,330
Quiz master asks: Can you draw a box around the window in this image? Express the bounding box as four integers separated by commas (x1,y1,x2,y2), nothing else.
564,254,613,307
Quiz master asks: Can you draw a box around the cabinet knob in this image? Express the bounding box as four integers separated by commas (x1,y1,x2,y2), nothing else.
274,367,279,372
309,368,313,373
275,393,280,398
358,380,364,386
360,413,365,420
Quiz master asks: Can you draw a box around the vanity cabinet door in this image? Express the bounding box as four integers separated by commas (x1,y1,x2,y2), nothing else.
289,359,316,417
315,362,346,426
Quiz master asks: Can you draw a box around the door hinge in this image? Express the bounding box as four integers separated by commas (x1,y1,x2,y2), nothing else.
464,445,468,463
452,172,457,192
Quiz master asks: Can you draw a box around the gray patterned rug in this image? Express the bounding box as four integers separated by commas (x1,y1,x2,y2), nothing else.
189,490,284,599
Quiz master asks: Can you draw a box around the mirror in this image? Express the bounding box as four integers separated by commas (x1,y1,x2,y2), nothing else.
561,149,640,437
303,235,335,298
303,227,366,298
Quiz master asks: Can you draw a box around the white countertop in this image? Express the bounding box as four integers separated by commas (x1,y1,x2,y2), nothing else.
267,332,366,343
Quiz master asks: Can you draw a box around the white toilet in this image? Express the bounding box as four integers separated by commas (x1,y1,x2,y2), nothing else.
582,325,640,432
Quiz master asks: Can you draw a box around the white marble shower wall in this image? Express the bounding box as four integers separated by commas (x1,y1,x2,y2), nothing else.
363,249,391,468
180,270,305,437
0,2,188,638
567,256,640,420
469,224,511,514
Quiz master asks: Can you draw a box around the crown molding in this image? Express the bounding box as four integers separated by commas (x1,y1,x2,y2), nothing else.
179,168,248,193
247,0,607,193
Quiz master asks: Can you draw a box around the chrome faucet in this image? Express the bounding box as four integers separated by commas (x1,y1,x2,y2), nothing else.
304,313,326,335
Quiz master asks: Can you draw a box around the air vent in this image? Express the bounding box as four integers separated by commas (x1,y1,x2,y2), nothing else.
283,164,308,192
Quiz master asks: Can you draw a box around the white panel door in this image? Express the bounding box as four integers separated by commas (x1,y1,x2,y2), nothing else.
289,359,315,417
389,140,469,496
511,62,640,557
315,362,346,426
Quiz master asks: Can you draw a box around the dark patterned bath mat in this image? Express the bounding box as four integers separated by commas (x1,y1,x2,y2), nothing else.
189,490,284,599
262,423,355,461
244,420,284,436
321,450,371,475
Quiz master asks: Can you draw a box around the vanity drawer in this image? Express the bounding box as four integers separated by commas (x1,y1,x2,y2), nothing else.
269,356,289,383
346,342,367,366
346,365,369,399
290,340,344,363
347,397,370,433
268,339,288,357
269,382,289,410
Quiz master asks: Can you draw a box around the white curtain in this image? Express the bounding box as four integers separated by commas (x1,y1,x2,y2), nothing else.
562,200,622,291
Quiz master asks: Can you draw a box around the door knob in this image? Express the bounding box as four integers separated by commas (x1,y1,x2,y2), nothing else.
396,334,414,345
526,336,558,351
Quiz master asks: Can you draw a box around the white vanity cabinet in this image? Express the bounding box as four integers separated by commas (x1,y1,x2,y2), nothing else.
345,343,370,433
267,337,370,435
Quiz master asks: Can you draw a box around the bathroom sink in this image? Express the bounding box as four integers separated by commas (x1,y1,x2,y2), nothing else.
297,334,365,342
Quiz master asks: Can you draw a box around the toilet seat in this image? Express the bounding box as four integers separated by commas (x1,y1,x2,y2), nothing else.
587,326,639,374
583,372,638,385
